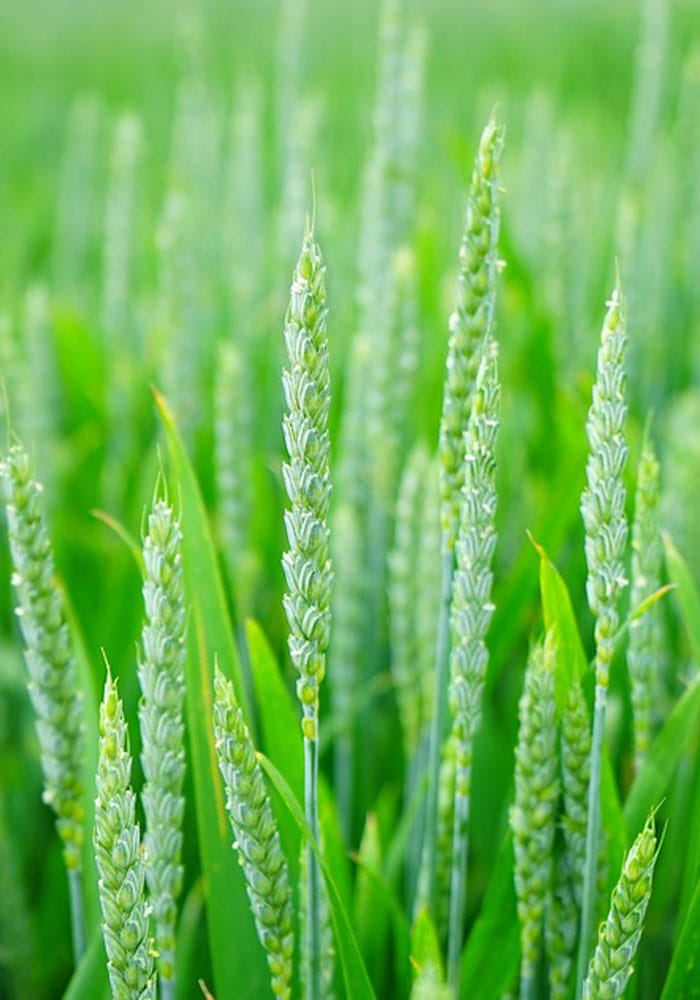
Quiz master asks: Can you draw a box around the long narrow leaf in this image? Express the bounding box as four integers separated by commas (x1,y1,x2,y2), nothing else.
624,676,700,837
660,876,700,1000
664,533,700,661
156,389,268,999
258,752,377,1000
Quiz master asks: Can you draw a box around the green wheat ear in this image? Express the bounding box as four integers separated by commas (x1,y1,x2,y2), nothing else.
510,637,559,1000
582,814,660,999
213,670,295,999
439,116,504,550
138,498,187,998
95,670,155,1000
1,443,86,959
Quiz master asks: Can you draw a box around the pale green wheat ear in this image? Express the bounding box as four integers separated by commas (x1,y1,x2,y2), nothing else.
213,670,295,1000
0,443,86,958
281,219,332,740
439,115,504,550
95,670,155,1000
446,335,500,991
582,814,660,999
578,277,629,983
629,432,663,773
137,497,187,1000
281,218,332,1000
422,115,504,916
510,637,559,1000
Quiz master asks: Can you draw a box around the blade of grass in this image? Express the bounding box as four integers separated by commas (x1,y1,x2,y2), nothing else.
258,752,377,1000
624,675,700,837
62,927,109,1000
156,389,268,998
660,877,700,1000
664,533,700,660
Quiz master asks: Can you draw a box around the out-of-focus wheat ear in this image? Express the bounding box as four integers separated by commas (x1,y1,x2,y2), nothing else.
629,432,663,774
53,94,102,295
0,443,86,962
328,500,364,840
214,341,256,618
137,499,187,1000
578,278,629,986
582,815,660,999
95,670,155,1000
390,444,431,762
510,638,559,1000
213,670,295,999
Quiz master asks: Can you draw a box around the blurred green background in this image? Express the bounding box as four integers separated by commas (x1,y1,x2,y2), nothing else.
1,0,700,997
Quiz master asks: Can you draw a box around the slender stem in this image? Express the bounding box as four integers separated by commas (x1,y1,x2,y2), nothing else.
576,683,607,995
447,759,471,991
160,976,177,1000
519,967,535,1000
304,734,321,1000
421,546,454,910
67,867,86,965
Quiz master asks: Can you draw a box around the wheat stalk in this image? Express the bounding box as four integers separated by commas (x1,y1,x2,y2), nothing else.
422,116,503,913
281,220,332,1000
578,278,629,988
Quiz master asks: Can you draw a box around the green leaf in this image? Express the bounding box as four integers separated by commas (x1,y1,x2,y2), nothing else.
624,676,700,838
354,813,390,985
533,534,586,712
410,908,451,999
258,752,377,1000
156,390,268,1000
350,850,411,998
533,539,626,879
661,877,700,1000
62,927,109,1000
459,832,520,1000
664,533,700,661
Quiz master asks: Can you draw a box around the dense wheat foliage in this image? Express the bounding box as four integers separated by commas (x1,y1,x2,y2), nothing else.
1,1,700,999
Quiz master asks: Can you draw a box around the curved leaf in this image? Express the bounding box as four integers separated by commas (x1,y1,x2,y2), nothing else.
258,752,377,1000
155,390,268,999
